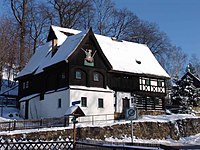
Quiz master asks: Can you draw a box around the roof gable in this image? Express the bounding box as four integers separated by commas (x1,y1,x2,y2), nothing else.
17,25,170,79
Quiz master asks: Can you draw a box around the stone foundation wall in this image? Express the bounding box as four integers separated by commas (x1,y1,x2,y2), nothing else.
1,118,200,141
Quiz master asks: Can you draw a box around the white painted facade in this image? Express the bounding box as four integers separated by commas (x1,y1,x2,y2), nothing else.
115,92,131,113
20,86,115,121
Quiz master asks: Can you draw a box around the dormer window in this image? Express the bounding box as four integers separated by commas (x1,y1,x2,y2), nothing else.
52,39,58,56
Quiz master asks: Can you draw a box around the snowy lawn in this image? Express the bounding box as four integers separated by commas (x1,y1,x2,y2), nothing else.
0,107,22,121
105,133,200,145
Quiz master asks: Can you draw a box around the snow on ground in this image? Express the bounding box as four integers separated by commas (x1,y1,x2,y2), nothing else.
0,107,200,145
0,107,22,121
136,114,199,123
105,133,200,145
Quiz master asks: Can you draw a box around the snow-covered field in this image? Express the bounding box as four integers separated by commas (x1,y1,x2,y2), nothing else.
0,107,200,146
0,107,22,121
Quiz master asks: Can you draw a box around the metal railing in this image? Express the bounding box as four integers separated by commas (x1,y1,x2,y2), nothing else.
0,114,115,131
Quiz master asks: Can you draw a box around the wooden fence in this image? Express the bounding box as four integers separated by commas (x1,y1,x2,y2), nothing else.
0,114,115,132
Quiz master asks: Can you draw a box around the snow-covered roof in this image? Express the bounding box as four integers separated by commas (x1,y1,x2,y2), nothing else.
17,25,170,79
65,105,85,116
19,93,39,102
16,43,52,78
95,34,169,78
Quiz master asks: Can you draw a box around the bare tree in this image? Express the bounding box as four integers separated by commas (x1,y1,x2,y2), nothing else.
27,0,52,53
11,0,28,70
163,46,188,79
93,0,115,35
109,8,140,40
49,0,91,28
0,17,19,87
189,54,200,76
79,1,95,30
127,21,171,57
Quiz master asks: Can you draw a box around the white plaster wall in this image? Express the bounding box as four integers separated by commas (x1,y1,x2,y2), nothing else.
115,92,131,113
37,89,70,118
19,102,26,118
69,88,114,117
28,96,40,119
20,87,115,122
20,89,70,119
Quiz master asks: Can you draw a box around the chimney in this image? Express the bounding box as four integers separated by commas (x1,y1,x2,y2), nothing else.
52,39,58,56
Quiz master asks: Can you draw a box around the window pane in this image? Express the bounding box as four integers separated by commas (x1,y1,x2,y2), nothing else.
145,79,150,85
75,71,81,79
98,98,104,108
81,97,87,107
26,81,29,88
94,73,99,81
58,99,61,108
157,80,163,87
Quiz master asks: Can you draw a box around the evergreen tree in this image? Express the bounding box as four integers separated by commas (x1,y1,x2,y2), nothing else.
171,75,199,114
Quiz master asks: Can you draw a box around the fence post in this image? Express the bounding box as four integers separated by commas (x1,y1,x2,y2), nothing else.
92,116,94,125
64,116,66,127
9,121,11,131
13,120,16,130
40,119,43,127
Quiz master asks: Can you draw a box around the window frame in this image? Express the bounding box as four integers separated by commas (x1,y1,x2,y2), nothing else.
145,78,151,86
81,97,87,107
58,98,62,108
157,80,163,87
98,98,104,108
75,71,82,80
22,81,29,89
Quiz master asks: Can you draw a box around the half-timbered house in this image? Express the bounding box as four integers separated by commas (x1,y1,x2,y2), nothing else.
16,25,170,119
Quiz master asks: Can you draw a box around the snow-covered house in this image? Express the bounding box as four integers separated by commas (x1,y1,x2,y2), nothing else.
15,26,170,119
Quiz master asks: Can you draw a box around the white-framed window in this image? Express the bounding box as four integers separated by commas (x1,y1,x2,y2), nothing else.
75,71,82,79
81,97,87,107
98,98,104,108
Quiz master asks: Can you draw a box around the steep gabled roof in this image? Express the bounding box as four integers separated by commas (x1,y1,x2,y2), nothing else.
17,25,170,79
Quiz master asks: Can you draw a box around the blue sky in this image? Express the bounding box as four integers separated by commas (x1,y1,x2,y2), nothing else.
1,0,199,58
114,0,200,58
